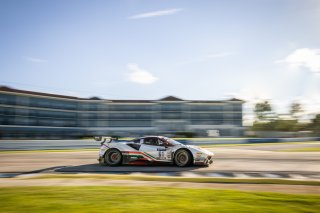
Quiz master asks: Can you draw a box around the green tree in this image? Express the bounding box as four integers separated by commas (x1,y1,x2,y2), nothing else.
254,101,273,121
273,119,298,131
290,102,303,120
251,119,299,132
311,114,320,135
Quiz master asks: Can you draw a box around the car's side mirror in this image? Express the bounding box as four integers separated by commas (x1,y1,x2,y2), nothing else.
163,142,171,148
164,142,172,148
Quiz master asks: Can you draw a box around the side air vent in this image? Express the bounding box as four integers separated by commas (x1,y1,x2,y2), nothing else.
127,143,141,150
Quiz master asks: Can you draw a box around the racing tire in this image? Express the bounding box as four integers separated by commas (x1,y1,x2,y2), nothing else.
104,149,122,166
174,149,192,167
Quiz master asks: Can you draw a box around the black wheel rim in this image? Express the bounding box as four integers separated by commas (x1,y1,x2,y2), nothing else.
176,151,189,166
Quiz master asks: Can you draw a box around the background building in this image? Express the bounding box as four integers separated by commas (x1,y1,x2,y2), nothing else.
0,86,244,138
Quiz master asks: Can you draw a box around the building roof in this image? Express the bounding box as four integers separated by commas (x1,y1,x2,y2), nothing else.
228,98,243,102
109,99,152,103
159,96,184,101
0,86,244,103
0,86,80,100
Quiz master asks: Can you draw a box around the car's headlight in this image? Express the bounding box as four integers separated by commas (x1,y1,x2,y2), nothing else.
196,152,203,157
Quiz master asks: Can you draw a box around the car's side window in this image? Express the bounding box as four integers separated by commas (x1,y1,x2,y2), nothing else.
143,138,158,146
157,138,165,146
143,138,151,145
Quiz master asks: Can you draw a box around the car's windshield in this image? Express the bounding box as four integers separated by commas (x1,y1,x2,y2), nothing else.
162,137,182,146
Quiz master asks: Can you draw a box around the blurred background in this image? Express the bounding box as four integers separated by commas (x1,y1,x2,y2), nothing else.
0,1,320,212
0,85,319,139
0,86,245,139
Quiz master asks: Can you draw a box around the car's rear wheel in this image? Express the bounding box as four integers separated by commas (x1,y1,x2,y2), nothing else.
174,149,192,167
104,149,122,166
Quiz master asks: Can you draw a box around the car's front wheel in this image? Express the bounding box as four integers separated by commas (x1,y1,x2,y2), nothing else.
104,149,122,166
174,149,192,167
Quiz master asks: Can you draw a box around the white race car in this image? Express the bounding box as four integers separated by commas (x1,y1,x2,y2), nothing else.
94,136,214,167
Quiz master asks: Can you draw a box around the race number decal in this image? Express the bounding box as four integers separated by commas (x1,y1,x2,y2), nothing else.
158,151,165,160
166,152,171,160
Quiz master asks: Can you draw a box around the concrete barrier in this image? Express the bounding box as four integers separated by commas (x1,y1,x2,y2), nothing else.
181,137,320,145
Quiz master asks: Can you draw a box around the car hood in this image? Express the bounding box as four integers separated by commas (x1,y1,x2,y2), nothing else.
185,145,214,156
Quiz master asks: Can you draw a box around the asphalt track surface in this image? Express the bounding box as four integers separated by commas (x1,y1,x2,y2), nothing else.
1,140,320,179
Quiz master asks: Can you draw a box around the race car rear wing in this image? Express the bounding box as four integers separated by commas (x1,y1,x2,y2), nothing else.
93,136,118,144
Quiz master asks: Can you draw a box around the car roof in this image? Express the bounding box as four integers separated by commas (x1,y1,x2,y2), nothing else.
129,136,168,142
140,136,164,139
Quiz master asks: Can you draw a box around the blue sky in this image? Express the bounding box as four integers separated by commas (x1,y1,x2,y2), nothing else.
0,0,320,122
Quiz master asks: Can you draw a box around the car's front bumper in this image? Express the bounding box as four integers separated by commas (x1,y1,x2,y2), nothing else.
194,155,214,166
204,155,214,165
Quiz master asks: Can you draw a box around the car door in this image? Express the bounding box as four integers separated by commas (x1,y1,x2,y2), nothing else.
140,137,170,161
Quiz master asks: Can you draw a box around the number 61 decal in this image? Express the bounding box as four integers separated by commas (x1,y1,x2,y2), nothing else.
158,151,165,159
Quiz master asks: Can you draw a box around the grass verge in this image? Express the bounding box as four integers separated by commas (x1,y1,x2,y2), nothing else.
0,186,319,213
25,174,320,186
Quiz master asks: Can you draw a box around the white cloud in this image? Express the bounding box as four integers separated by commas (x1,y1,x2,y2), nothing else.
25,57,48,63
128,8,183,19
127,63,158,84
276,48,320,73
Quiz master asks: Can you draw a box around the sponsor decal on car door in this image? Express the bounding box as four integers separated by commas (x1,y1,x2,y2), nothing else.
140,137,171,161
